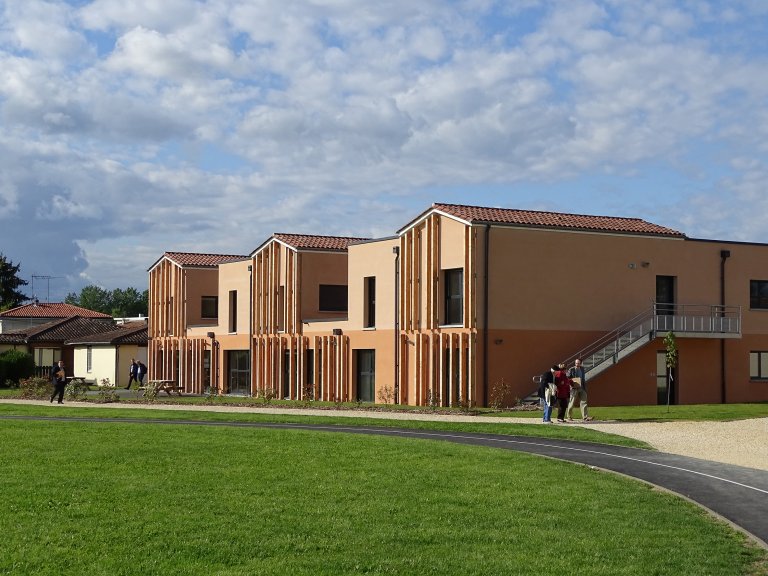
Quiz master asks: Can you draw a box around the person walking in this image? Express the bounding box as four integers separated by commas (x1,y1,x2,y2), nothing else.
50,360,67,404
554,363,572,423
136,361,147,385
567,359,592,421
541,365,559,423
126,359,139,389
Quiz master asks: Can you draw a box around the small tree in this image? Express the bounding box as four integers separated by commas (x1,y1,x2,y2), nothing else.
664,331,678,411
0,253,29,311
0,349,35,386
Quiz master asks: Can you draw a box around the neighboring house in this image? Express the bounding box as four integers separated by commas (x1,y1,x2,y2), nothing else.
0,316,118,376
147,251,249,393
67,320,148,387
0,302,112,334
146,202,768,406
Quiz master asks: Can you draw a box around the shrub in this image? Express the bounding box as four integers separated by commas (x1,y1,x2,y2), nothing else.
489,377,513,411
142,381,161,401
0,349,35,386
377,384,395,405
65,379,90,401
89,378,118,403
19,377,53,400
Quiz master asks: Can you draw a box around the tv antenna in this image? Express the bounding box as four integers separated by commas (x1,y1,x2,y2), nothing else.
31,275,63,303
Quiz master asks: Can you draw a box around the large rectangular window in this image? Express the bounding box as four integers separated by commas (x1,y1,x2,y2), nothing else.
228,290,237,332
444,268,463,326
201,296,218,319
750,280,768,309
364,276,376,328
750,351,768,380
319,284,348,312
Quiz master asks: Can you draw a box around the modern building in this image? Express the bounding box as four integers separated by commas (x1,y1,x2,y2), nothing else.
147,203,768,406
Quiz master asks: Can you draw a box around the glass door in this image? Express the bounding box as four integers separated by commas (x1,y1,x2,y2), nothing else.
227,350,249,395
357,350,375,402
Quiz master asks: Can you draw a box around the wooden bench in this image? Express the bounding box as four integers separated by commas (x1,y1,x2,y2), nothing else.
139,380,184,396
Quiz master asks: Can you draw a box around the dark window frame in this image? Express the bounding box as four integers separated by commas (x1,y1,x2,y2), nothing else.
443,268,463,326
201,296,218,319
364,276,376,328
750,280,768,310
750,351,768,380
319,284,348,312
228,290,238,332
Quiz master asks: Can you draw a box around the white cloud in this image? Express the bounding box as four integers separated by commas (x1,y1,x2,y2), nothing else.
1,0,768,298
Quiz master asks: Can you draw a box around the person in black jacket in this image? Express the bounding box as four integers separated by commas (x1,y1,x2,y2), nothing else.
50,360,66,404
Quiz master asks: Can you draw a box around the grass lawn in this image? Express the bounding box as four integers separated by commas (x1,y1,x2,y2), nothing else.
1,417,766,575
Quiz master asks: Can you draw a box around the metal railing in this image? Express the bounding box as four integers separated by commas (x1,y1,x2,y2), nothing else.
561,303,741,376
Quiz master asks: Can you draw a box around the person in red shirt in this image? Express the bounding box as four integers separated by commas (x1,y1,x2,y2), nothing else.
554,363,572,423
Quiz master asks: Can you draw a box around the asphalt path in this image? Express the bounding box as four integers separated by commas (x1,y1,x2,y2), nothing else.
4,414,767,548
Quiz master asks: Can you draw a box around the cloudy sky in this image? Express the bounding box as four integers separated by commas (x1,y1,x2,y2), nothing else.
1,0,767,301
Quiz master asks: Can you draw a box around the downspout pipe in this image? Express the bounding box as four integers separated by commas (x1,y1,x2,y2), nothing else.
393,245,400,405
720,249,730,404
483,225,490,407
248,264,253,397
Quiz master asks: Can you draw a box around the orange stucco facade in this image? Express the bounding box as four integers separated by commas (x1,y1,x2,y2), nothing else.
147,204,768,407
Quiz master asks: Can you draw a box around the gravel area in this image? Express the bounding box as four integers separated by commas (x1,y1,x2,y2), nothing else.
3,400,766,471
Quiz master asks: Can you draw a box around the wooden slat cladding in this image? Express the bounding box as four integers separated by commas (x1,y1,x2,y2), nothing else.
148,336,211,393
400,214,478,406
148,258,185,338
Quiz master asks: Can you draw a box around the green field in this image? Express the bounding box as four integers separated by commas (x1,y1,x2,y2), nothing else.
0,406,766,575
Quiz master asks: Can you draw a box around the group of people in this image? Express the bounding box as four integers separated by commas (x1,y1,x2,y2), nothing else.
538,358,592,423
126,359,147,390
48,358,147,404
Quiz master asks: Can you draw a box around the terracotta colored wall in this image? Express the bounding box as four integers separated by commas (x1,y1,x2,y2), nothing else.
185,269,220,327
300,252,350,321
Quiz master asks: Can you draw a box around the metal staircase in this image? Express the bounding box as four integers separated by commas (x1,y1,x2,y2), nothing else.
527,303,741,400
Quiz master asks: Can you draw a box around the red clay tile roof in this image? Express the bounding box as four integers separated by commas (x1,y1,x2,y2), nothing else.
66,320,148,345
403,203,685,238
162,252,248,267
273,233,371,251
0,317,117,344
0,302,112,318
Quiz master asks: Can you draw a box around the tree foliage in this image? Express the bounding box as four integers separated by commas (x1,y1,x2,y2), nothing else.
65,285,148,317
0,253,29,311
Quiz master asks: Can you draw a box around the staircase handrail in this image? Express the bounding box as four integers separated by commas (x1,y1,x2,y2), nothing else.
559,305,656,369
559,302,741,369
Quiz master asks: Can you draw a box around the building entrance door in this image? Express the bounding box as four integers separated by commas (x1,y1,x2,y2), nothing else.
656,276,676,315
656,351,676,405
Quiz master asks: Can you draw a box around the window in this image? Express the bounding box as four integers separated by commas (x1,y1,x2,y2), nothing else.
444,268,463,325
319,284,348,312
750,351,768,380
201,296,218,319
750,280,768,309
87,346,92,373
228,290,237,332
364,277,376,328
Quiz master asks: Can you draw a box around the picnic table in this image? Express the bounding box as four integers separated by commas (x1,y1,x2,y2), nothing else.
139,380,184,396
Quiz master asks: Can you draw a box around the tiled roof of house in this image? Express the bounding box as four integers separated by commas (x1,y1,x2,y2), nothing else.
162,252,248,268
0,316,117,344
271,233,371,252
66,320,148,345
403,203,685,238
0,302,112,319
